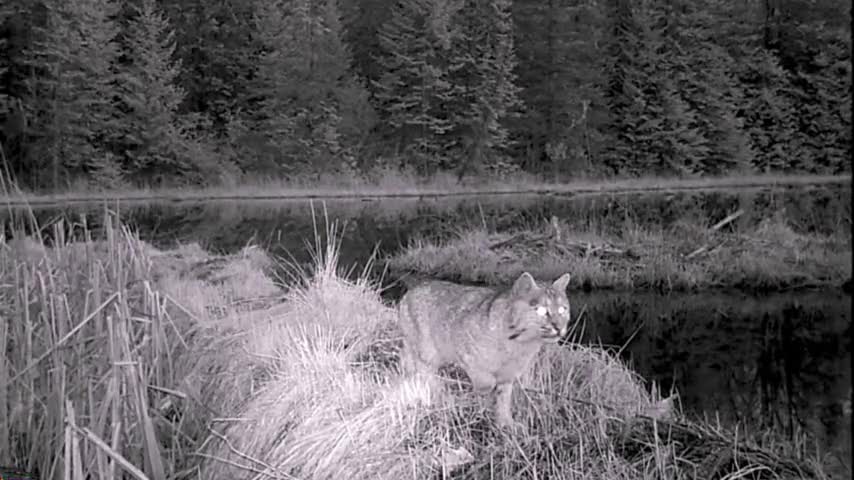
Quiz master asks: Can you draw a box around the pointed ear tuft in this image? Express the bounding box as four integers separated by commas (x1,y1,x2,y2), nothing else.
511,272,537,297
552,273,571,292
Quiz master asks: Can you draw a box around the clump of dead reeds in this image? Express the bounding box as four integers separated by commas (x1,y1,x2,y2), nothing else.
0,212,186,479
0,203,282,480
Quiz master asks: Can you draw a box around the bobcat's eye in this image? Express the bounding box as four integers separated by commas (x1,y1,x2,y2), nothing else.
535,306,548,317
557,306,566,315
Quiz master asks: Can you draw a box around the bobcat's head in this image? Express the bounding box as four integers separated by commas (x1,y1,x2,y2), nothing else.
506,272,572,343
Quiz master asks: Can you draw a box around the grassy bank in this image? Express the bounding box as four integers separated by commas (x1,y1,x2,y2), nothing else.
388,210,852,292
0,213,832,479
2,170,850,207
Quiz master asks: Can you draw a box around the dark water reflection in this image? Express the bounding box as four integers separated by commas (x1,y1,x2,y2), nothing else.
575,290,850,471
6,186,852,472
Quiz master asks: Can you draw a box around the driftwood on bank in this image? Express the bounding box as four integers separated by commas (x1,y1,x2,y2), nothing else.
684,209,745,260
486,209,749,264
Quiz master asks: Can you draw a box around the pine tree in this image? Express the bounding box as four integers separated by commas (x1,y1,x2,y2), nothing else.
116,0,194,184
511,0,608,175
714,0,851,174
243,0,374,176
731,47,796,172
775,1,851,173
606,1,746,175
452,0,522,177
375,0,522,174
159,0,259,134
29,0,124,188
340,0,394,93
664,1,753,174
373,0,460,171
0,5,11,104
693,0,796,173
1,2,45,187
0,4,16,151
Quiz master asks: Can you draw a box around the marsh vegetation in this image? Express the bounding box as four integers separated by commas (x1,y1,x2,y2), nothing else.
388,209,851,292
1,197,849,479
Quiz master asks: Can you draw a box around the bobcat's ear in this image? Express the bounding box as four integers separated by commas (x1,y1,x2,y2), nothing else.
552,273,571,292
511,272,537,297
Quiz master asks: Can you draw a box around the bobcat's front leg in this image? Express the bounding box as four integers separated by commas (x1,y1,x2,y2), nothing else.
493,382,521,432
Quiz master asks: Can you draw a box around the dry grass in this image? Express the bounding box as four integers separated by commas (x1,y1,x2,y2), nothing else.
0,206,282,479
1,169,849,207
0,205,832,479
388,211,852,292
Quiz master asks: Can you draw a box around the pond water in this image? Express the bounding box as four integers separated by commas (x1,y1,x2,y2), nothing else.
7,185,852,474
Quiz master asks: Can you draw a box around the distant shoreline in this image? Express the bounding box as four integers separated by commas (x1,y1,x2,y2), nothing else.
387,200,852,293
2,173,849,208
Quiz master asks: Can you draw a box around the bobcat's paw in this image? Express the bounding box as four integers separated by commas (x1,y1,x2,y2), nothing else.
495,416,529,438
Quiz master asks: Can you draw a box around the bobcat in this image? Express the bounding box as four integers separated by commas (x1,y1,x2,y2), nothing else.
397,272,572,429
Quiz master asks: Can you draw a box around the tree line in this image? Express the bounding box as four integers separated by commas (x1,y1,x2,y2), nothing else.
0,0,850,189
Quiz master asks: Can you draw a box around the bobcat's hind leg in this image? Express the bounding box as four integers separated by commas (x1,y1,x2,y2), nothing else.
399,340,443,407
399,341,417,375
397,301,428,376
400,336,442,385
465,366,497,394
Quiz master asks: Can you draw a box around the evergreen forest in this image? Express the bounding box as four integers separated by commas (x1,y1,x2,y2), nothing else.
0,0,850,190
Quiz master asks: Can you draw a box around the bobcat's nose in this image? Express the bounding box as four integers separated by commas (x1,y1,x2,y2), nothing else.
546,322,562,340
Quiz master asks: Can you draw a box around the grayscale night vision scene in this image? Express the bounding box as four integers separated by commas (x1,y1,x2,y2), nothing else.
0,0,850,479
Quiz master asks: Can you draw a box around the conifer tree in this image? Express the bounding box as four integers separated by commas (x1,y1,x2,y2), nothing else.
242,0,373,176
158,0,259,133
511,0,607,174
735,49,798,172
452,0,522,176
375,0,522,174
0,6,10,100
117,0,194,184
340,0,393,93
706,0,850,174
374,0,460,171
604,0,744,176
777,8,851,173
694,0,798,173
663,2,754,174
29,0,124,188
0,5,14,145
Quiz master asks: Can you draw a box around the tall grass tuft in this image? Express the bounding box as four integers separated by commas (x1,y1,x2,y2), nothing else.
0,191,280,479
